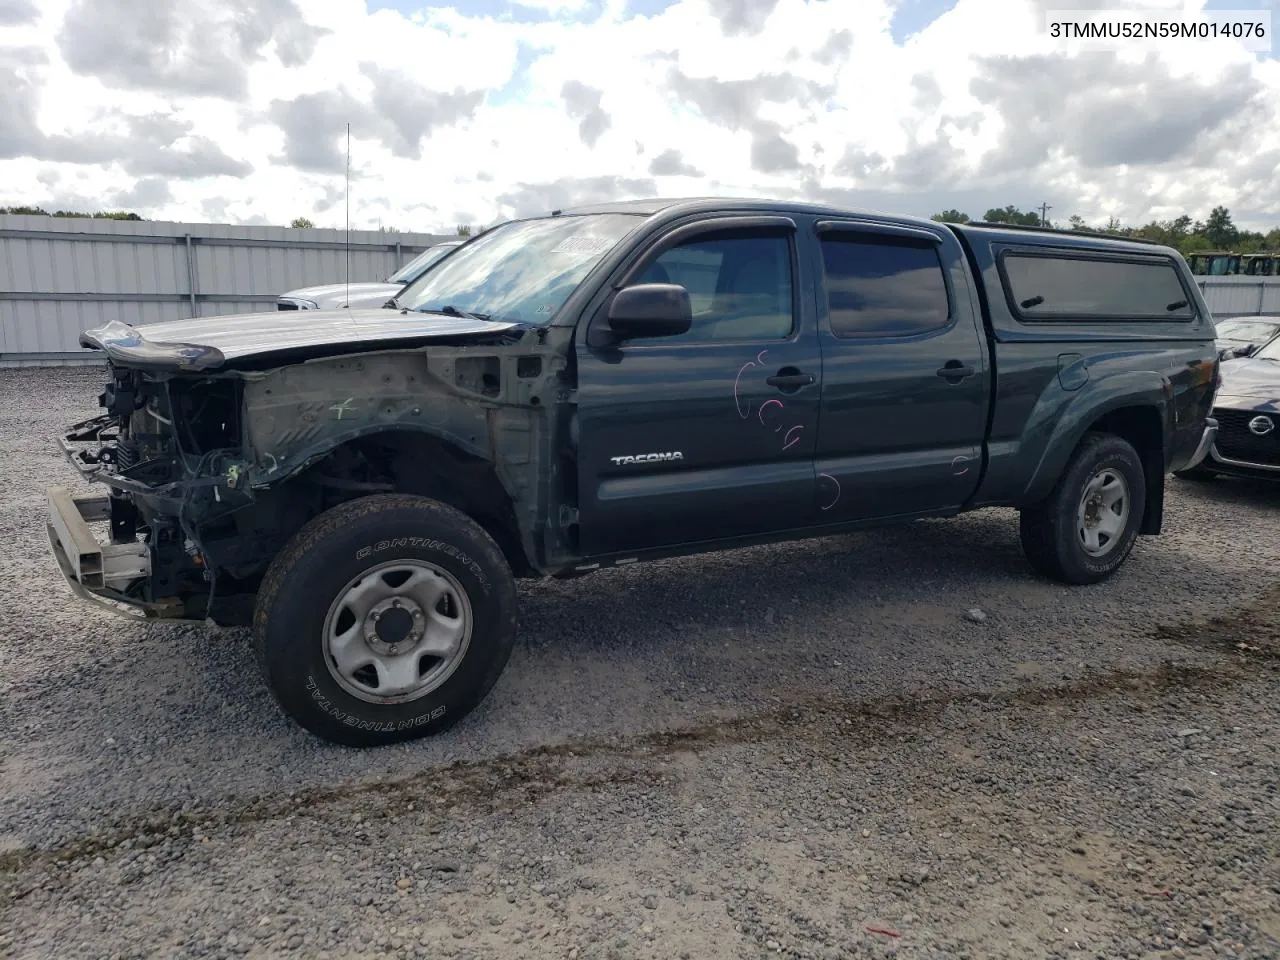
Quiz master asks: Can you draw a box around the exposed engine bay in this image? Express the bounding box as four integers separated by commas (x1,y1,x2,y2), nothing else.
55,334,570,625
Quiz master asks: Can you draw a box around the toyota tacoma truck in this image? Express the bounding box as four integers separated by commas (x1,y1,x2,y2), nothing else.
47,198,1220,746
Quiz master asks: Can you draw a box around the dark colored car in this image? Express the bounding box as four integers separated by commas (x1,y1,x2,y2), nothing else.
1179,330,1280,482
1214,316,1280,359
48,197,1219,746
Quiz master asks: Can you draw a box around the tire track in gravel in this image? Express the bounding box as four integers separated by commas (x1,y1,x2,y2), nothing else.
4,587,1277,884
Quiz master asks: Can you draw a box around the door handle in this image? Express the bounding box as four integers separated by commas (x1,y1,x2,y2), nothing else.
766,369,816,391
936,361,976,382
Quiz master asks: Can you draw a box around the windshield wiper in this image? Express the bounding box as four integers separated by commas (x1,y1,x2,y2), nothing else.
417,304,492,322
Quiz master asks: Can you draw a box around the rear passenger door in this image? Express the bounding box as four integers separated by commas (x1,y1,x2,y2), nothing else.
811,221,990,521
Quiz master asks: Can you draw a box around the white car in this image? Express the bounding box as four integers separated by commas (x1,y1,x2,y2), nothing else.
277,240,463,311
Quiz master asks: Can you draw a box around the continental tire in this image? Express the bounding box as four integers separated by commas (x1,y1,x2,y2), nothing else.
252,494,518,747
1019,432,1146,586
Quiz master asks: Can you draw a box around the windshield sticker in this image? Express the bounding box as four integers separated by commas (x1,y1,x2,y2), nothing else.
534,304,555,315
550,235,615,256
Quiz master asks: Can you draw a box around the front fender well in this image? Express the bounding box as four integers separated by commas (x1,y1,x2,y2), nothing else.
1021,371,1171,506
247,421,488,488
239,351,550,576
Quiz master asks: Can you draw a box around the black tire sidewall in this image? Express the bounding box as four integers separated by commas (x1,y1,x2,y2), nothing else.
256,498,517,746
1051,436,1146,582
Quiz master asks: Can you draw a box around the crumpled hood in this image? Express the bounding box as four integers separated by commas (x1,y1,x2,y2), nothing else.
280,282,402,308
80,309,519,372
1215,355,1280,409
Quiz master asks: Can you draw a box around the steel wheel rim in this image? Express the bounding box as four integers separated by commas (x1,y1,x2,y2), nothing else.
322,559,473,705
1076,467,1130,558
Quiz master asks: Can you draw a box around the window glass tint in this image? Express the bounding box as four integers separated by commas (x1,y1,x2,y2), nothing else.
388,243,456,284
820,236,949,337
638,245,722,314
631,234,793,341
399,214,639,325
1003,254,1193,320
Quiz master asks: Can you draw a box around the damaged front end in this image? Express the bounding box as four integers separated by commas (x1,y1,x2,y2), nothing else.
49,317,571,625
50,368,256,621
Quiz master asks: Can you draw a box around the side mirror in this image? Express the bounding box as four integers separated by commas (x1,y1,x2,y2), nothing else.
606,283,693,340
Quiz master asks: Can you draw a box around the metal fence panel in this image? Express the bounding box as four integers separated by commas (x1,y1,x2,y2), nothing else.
0,215,455,363
11,218,1276,364
1198,277,1280,318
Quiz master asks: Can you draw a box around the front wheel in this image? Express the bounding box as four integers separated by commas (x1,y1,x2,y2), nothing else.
252,494,518,746
1019,432,1146,585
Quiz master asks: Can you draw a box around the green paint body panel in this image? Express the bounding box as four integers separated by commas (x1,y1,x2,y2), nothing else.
59,199,1220,611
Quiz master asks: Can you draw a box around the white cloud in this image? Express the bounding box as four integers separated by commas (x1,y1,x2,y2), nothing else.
0,0,1277,231
510,0,595,13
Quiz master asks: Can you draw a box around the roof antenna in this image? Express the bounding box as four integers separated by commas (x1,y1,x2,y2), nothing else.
345,122,351,312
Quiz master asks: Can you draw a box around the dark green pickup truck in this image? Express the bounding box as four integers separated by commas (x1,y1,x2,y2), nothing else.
49,197,1220,745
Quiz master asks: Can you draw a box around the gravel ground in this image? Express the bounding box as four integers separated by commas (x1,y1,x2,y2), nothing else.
2,367,1278,959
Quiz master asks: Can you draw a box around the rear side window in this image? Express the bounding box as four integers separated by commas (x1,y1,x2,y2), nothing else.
1002,253,1194,320
820,235,950,338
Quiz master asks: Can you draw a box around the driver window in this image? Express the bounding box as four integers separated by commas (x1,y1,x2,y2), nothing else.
629,233,794,342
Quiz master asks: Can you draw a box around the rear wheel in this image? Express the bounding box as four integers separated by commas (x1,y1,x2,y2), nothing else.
252,494,518,746
1019,433,1146,585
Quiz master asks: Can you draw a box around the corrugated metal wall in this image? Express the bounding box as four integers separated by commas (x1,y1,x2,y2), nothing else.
3,217,1278,365
0,216,456,364
1196,276,1280,318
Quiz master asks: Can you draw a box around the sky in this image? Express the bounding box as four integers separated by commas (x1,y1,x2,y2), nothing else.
0,0,1278,232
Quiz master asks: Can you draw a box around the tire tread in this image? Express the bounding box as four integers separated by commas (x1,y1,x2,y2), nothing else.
251,493,516,745
1018,432,1145,585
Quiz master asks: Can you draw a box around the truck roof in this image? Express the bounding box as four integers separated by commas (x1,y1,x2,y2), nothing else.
542,197,1183,258
951,220,1180,257
543,196,937,228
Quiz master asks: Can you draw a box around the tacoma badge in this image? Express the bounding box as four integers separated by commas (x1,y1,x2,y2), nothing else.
610,452,684,466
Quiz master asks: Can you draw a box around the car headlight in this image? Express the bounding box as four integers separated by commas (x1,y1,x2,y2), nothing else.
277,297,319,310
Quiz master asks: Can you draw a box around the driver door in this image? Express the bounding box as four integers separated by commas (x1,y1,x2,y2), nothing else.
574,217,822,557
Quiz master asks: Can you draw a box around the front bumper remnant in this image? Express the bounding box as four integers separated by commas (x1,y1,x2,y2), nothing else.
46,485,178,619
1181,418,1218,471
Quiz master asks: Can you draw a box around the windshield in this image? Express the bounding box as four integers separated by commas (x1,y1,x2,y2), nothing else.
1254,332,1280,361
1217,318,1280,342
388,244,458,285
397,214,643,325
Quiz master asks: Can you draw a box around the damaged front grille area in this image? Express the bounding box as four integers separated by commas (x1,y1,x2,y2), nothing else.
116,434,139,472
53,366,260,618
168,377,241,456
69,371,243,485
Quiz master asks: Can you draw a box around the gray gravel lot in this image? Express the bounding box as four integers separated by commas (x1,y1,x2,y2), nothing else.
2,366,1278,959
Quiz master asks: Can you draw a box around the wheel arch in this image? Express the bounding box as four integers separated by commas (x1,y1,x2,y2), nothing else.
264,427,537,578
1022,373,1171,535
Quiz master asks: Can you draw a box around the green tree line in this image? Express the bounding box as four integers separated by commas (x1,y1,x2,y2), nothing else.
0,205,144,220
931,205,1280,255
